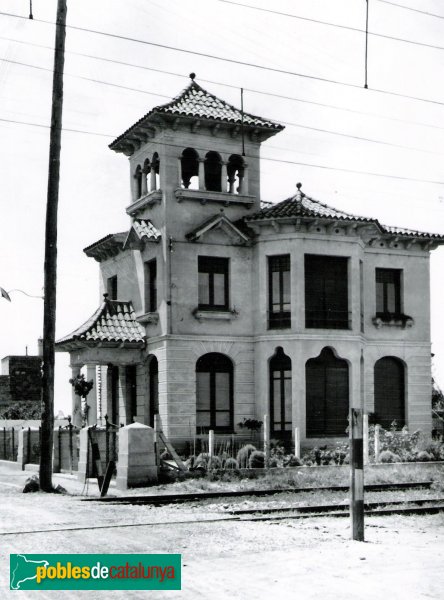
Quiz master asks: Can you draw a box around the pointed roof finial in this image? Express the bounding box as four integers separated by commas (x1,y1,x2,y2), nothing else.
189,72,196,81
296,182,302,190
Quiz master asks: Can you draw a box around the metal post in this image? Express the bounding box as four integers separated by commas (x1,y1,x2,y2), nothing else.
294,427,300,459
58,426,62,471
208,429,214,469
363,413,369,466
263,414,269,467
3,427,6,459
374,424,380,463
350,408,364,541
40,0,68,492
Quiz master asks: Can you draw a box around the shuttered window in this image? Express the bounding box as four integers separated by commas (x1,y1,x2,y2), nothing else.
270,348,292,438
306,348,349,437
305,255,349,329
198,257,229,310
196,353,233,433
374,357,405,428
268,255,291,329
376,269,401,317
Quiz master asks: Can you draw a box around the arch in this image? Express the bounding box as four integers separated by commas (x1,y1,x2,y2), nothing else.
148,355,159,427
181,148,199,189
374,356,405,429
269,347,292,440
306,347,349,437
196,352,233,432
142,158,151,194
151,152,160,190
227,154,245,194
204,151,222,192
134,164,143,198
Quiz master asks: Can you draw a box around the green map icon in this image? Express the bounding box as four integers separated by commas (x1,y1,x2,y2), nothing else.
10,555,49,590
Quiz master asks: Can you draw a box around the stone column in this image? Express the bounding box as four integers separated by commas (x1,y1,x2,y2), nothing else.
141,169,148,195
150,167,157,191
116,423,157,489
241,162,248,194
86,364,97,426
221,162,228,193
70,365,82,428
118,367,128,425
198,159,205,190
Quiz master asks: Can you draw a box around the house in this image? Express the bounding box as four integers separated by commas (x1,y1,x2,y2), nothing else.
0,355,42,410
56,75,444,447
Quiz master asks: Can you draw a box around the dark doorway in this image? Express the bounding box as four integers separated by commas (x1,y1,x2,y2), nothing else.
374,357,405,428
269,347,292,440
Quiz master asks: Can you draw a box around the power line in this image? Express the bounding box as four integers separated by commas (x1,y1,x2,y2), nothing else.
376,0,444,20
4,56,443,156
2,35,444,131
2,10,444,107
215,0,444,51
1,115,443,186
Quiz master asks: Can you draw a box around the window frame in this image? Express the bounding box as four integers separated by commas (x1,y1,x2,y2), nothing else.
198,256,229,311
268,254,291,329
269,349,292,438
196,353,234,433
144,259,157,313
107,275,118,300
375,268,402,318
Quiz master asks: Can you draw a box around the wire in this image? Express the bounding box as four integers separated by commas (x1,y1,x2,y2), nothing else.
2,35,444,131
215,0,444,51
3,57,444,156
376,0,444,19
2,10,444,106
1,114,443,185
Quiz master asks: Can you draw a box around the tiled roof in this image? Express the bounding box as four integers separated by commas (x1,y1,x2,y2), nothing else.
83,232,127,262
132,219,161,240
56,299,145,349
110,78,284,151
245,184,444,241
153,80,283,129
246,185,374,223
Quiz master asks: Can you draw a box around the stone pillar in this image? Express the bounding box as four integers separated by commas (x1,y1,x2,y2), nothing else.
17,427,40,470
77,426,90,481
70,365,82,428
116,423,157,489
241,162,248,194
86,364,97,426
150,167,157,191
221,162,228,193
141,168,148,195
198,159,205,190
118,367,128,425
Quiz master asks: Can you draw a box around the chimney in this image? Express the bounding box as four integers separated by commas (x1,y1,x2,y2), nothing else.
37,337,43,357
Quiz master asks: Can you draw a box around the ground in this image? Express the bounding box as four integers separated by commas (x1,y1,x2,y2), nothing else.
0,464,443,599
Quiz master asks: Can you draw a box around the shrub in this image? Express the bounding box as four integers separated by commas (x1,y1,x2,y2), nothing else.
283,454,302,467
248,450,265,469
208,455,222,469
416,450,432,462
236,444,256,468
223,457,239,470
379,450,401,463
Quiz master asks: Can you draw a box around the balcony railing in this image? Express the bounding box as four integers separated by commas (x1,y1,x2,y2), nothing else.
268,311,291,329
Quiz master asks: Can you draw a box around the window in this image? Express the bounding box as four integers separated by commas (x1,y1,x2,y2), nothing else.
268,255,291,329
305,254,349,329
134,165,142,198
149,356,159,428
227,154,245,194
144,259,157,313
204,151,222,192
270,348,292,439
374,357,405,429
196,353,233,432
181,148,199,189
198,256,229,310
306,347,349,437
376,268,401,317
107,276,118,300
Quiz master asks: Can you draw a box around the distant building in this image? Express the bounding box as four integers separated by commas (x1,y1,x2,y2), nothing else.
56,76,444,446
0,355,42,409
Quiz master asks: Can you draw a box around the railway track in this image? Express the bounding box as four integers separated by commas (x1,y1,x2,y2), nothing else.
83,480,435,506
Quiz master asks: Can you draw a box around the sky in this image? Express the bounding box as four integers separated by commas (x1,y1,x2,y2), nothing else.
0,0,443,415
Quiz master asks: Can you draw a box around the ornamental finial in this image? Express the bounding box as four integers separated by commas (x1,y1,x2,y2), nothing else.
189,72,196,81
296,182,302,190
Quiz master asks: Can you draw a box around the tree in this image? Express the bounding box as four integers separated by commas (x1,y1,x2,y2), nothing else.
69,374,94,426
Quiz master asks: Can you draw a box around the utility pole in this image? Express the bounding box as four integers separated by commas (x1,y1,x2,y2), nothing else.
39,0,67,492
350,408,364,541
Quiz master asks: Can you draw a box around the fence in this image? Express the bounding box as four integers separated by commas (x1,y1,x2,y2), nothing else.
53,419,80,473
0,427,19,461
83,419,120,477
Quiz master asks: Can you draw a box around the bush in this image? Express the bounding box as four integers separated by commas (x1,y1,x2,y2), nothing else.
223,457,239,470
379,450,401,463
208,455,222,469
236,444,256,468
283,454,302,467
416,450,432,462
248,450,265,469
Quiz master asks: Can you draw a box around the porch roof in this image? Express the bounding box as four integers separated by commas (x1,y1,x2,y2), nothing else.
56,297,146,351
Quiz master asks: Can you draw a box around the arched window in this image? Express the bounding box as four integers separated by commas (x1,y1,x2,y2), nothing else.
269,347,292,439
151,152,160,190
204,151,222,192
143,158,151,194
227,154,245,194
134,165,143,198
374,357,405,429
306,347,349,437
196,353,233,432
149,356,159,428
181,148,199,189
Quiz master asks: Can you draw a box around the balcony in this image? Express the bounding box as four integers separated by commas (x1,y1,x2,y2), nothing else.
174,188,255,207
372,312,414,329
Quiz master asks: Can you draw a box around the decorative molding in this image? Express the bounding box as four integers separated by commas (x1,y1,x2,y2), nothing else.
372,315,414,329
126,190,162,216
174,188,255,207
192,308,239,322
136,312,159,325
